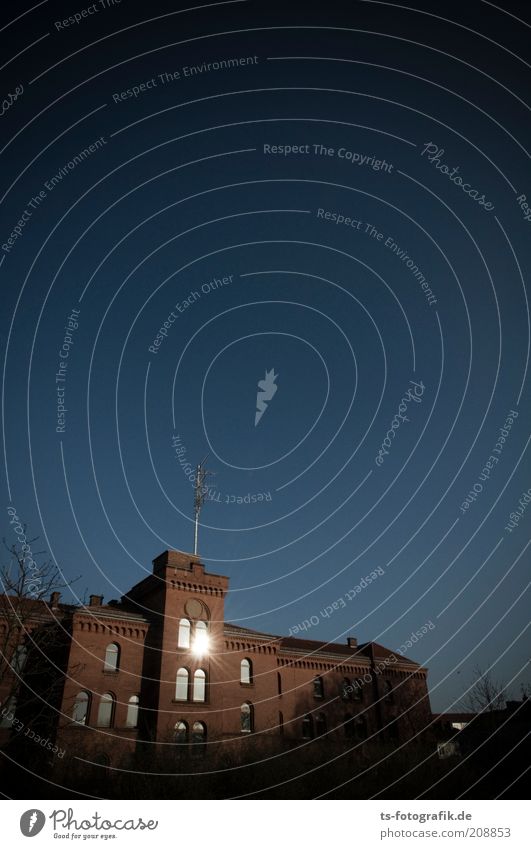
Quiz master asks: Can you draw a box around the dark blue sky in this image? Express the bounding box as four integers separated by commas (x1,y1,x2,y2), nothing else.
1,0,530,713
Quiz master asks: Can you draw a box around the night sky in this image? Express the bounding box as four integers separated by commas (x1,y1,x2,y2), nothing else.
1,0,530,714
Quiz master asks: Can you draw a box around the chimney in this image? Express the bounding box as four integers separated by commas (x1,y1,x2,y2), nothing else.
49,591,61,608
89,594,104,607
347,637,358,648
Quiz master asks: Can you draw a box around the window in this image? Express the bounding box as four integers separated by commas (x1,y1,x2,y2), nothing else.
178,618,191,649
240,702,253,733
354,715,367,740
341,678,352,701
193,621,209,655
313,675,324,699
175,667,189,701
72,691,90,725
277,672,282,696
302,714,314,739
240,658,252,684
353,679,363,702
11,644,28,674
96,693,114,727
104,642,120,672
344,713,354,739
315,712,327,736
278,711,284,735
126,695,139,728
192,721,206,755
193,669,206,702
174,720,188,744
384,680,394,704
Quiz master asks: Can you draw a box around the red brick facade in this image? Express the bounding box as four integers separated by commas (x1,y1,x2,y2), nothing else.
1,550,431,765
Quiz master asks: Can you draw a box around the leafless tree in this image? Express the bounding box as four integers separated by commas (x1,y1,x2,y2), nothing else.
0,529,77,729
461,666,506,714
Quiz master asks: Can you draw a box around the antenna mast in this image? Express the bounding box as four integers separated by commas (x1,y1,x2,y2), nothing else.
193,457,213,555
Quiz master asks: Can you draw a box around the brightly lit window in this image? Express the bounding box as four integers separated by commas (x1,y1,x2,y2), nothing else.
193,669,206,702
104,643,120,672
178,619,191,649
72,691,89,725
175,667,189,700
126,695,139,728
240,658,252,684
96,693,114,727
192,621,209,655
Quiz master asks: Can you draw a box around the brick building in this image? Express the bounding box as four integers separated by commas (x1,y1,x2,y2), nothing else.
1,549,431,767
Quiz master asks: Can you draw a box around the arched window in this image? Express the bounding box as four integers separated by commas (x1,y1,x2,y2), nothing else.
316,712,327,736
341,678,352,701
97,693,114,727
192,721,206,755
313,675,324,699
104,642,120,672
240,702,253,733
175,667,189,700
354,715,367,740
240,658,252,684
72,691,90,725
193,621,209,655
91,752,111,777
193,669,206,702
277,672,282,696
302,714,314,739
384,680,394,704
126,695,139,728
11,644,28,673
178,619,191,649
174,720,188,744
344,713,354,739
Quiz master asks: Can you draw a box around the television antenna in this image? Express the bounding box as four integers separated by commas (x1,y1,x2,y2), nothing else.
193,457,214,555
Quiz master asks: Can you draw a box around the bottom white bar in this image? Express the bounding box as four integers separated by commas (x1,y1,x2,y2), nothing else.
2,800,527,848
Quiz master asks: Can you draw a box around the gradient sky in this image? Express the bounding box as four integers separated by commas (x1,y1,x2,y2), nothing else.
1,0,530,713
